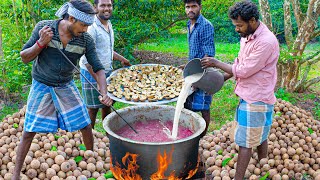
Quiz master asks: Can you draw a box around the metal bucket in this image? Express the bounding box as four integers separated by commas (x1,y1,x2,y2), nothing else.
183,58,224,95
103,105,206,179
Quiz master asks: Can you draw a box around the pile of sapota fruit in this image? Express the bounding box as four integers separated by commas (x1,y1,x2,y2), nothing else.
199,99,320,180
0,106,115,180
1,98,320,179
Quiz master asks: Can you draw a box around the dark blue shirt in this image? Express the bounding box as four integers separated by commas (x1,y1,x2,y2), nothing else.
187,14,215,60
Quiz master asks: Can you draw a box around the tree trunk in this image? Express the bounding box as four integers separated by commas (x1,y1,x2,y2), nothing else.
262,0,320,92
283,0,294,48
258,0,273,30
289,0,304,27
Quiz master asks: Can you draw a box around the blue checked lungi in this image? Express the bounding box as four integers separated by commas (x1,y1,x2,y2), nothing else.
184,89,212,111
233,99,274,148
80,68,112,108
24,79,91,133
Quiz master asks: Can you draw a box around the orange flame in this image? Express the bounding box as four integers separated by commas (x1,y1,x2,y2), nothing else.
111,150,199,180
110,152,142,180
150,149,182,180
185,156,200,179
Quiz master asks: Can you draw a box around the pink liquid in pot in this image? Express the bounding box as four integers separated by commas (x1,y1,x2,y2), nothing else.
115,120,193,142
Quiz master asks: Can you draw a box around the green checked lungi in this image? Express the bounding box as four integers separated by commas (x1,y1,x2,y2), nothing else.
24,79,91,133
80,68,112,108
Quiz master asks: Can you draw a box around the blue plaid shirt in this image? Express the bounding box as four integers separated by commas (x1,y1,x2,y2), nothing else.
187,14,215,59
185,14,215,111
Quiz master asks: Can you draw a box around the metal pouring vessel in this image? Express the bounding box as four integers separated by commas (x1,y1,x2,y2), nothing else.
103,105,206,179
183,58,224,95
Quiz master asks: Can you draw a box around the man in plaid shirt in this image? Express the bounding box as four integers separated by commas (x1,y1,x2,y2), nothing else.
182,0,215,137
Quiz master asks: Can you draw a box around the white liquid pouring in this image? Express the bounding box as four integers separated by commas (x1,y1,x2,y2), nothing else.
171,73,203,139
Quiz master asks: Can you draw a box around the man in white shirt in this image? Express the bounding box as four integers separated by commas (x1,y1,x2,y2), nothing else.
80,0,131,128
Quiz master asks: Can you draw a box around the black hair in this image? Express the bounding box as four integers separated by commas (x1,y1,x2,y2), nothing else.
94,0,114,5
183,0,201,5
228,0,259,22
63,0,96,20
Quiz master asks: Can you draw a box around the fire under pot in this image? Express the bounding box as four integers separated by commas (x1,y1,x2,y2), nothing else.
103,105,206,179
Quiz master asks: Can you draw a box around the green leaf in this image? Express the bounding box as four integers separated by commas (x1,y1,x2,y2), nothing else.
104,170,114,179
74,156,83,163
88,178,96,180
308,128,314,134
222,157,232,167
51,146,57,151
231,154,235,157
218,150,223,155
259,172,270,180
13,123,19,128
79,144,87,151
54,134,61,140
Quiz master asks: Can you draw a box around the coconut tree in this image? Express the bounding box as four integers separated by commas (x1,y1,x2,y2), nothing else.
259,0,320,92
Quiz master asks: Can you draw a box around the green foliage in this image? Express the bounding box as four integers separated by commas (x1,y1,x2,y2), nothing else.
74,156,83,163
275,88,296,104
0,103,19,121
51,146,57,151
203,0,239,43
137,33,189,57
137,33,240,59
111,0,185,67
221,157,232,167
308,127,314,134
209,80,238,131
172,0,239,43
0,0,63,94
78,144,87,151
13,123,19,128
0,0,186,94
259,172,270,180
104,170,114,179
54,134,62,140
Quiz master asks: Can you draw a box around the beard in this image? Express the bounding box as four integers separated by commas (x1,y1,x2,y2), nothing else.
99,13,111,21
68,24,82,37
188,12,200,21
238,24,255,38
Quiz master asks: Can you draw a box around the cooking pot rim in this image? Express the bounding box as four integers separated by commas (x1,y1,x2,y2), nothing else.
103,105,206,145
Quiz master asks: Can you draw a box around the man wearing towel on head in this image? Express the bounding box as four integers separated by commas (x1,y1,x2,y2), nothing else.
13,0,113,179
202,1,279,179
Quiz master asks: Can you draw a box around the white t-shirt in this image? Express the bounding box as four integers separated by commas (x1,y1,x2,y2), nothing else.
80,16,114,72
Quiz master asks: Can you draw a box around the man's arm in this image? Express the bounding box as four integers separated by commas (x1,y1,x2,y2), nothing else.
80,26,97,70
95,70,113,106
223,73,233,81
201,57,233,75
113,51,131,66
20,24,53,64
